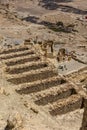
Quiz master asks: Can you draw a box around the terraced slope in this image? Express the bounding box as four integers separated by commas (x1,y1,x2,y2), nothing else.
0,45,84,116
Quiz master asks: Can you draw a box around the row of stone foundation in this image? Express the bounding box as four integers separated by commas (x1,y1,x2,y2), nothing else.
0,45,86,117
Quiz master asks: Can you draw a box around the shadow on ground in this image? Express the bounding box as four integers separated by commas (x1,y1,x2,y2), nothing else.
38,0,87,15
22,15,77,33
39,0,73,10
22,16,39,23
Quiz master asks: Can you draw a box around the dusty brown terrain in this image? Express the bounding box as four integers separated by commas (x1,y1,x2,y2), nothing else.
0,0,87,130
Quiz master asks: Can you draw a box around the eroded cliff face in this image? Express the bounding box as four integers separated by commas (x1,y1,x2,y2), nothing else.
81,98,87,130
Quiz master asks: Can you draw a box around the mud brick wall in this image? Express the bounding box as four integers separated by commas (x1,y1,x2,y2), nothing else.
80,98,87,130
5,55,40,66
0,50,34,60
50,95,82,116
17,77,66,94
6,62,48,74
0,46,29,54
35,85,76,106
7,68,57,84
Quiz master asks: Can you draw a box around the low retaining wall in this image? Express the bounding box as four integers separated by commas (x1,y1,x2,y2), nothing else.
6,61,48,74
0,50,34,60
16,76,66,94
35,85,76,106
49,95,82,116
0,46,29,54
7,67,57,84
5,55,40,66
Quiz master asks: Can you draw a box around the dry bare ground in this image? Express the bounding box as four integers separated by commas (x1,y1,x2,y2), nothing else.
0,0,87,130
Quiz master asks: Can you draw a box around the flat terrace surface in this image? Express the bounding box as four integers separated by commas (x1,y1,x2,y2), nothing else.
57,59,87,75
52,42,87,76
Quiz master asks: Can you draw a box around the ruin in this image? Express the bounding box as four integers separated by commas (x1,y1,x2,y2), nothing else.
0,44,86,118
0,1,87,130
39,40,54,57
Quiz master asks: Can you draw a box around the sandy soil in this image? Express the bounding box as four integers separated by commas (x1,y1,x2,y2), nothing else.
0,0,87,130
